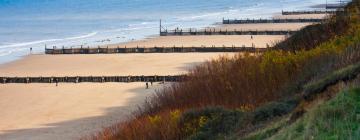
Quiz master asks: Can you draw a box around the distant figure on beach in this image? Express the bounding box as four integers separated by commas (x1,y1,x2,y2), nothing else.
55,79,59,86
146,82,149,89
30,47,32,53
251,35,253,40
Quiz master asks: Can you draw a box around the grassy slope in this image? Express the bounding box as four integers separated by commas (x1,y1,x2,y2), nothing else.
242,87,360,140
241,62,360,140
270,87,360,140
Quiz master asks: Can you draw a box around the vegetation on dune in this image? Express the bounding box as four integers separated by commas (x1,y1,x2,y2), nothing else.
241,63,360,140
92,0,360,139
303,61,360,99
270,87,360,140
241,86,360,140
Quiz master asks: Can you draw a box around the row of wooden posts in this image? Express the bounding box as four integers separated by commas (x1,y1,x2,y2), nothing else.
0,75,187,84
160,30,296,36
326,4,346,9
45,46,268,54
222,18,324,24
281,10,337,15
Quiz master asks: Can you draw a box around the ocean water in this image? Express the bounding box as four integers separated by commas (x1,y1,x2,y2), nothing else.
0,0,339,64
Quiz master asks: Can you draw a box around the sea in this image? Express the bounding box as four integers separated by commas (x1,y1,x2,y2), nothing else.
0,0,341,64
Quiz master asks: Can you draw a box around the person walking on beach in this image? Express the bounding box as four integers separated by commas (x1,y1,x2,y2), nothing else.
30,47,32,54
55,79,59,87
146,82,149,89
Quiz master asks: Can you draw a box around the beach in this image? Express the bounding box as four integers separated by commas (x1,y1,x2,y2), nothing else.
110,35,285,48
0,6,329,139
0,53,235,77
0,52,236,140
0,82,166,140
107,20,321,48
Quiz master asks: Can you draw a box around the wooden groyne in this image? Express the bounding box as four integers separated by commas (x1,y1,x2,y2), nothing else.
281,10,336,15
45,46,268,54
160,29,296,36
0,75,186,84
222,18,324,24
326,4,346,9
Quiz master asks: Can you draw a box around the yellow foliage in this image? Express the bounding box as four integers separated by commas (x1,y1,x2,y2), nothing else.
148,115,161,127
237,104,255,112
183,115,209,136
199,116,208,128
170,109,181,125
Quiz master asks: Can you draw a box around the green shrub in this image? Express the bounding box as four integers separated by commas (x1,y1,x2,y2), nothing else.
251,101,297,123
270,88,360,140
303,62,360,99
179,107,245,140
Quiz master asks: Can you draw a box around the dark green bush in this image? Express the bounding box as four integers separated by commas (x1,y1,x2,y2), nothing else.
252,101,297,123
180,107,245,140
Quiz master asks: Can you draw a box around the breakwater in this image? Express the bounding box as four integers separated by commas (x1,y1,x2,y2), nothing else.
222,18,324,24
0,75,187,84
45,46,268,54
160,29,296,36
281,10,336,15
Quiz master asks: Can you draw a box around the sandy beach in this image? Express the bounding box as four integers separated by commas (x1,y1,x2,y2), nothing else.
109,35,284,48
0,82,166,140
0,53,235,77
108,19,325,49
0,52,231,139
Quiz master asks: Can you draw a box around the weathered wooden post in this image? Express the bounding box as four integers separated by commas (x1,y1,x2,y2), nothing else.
159,19,162,35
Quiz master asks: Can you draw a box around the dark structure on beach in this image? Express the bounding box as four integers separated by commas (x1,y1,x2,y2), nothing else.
159,29,296,36
45,46,267,54
281,10,337,15
1,75,187,84
222,18,324,24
